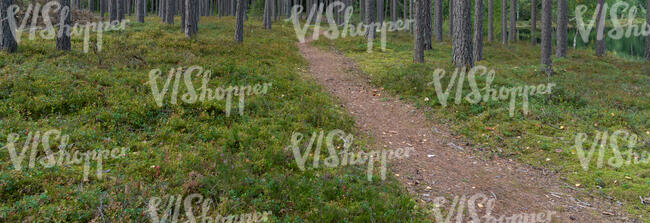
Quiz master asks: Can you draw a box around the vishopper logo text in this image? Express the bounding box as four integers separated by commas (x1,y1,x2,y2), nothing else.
575,1,650,42
432,193,556,223
147,193,271,223
573,129,649,171
147,66,272,117
1,129,128,181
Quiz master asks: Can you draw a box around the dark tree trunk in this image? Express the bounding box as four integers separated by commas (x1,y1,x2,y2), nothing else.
391,0,396,29
402,0,406,23
433,0,442,41
500,0,506,44
530,0,536,45
136,0,145,22
57,0,71,51
488,0,493,42
110,0,118,22
423,0,432,49
263,0,271,29
376,0,384,27
555,0,567,57
540,0,552,75
234,0,245,42
413,0,424,63
101,0,106,18
452,0,472,67
595,0,605,57
508,0,515,41
185,0,198,37
365,0,375,40
473,0,483,62
88,0,94,11
180,0,186,30
165,0,174,24
0,0,17,53
118,0,125,20
646,0,650,61
448,0,453,37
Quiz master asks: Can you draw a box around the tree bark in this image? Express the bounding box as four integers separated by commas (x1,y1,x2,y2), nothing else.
595,0,605,57
555,0,567,57
165,0,175,24
530,0,536,45
136,0,145,22
488,0,493,42
180,0,186,30
365,0,375,40
100,0,106,18
57,0,72,51
413,0,424,63
376,0,384,28
234,0,245,42
452,0,472,67
508,0,515,41
0,0,17,53
646,0,650,61
473,0,483,62
541,0,552,75
185,0,198,37
500,0,506,44
433,0,442,41
109,0,118,22
263,0,271,29
391,0,396,29
423,0,432,49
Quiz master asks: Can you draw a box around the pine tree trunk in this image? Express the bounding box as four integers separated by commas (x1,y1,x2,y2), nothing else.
180,0,186,29
448,0,453,37
540,0,552,75
595,0,605,57
473,0,483,62
136,0,145,22
100,0,106,18
646,0,650,61
234,0,245,42
0,0,17,53
165,0,174,24
391,0,396,29
500,0,506,44
185,0,198,37
413,0,424,63
555,0,567,57
433,0,442,41
377,0,384,29
423,0,431,49
508,0,515,41
452,0,472,67
57,0,72,51
110,0,118,21
263,0,271,29
488,0,493,42
88,0,94,11
365,0,375,40
530,0,536,45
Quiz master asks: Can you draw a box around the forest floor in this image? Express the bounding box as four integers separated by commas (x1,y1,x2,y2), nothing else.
299,35,641,222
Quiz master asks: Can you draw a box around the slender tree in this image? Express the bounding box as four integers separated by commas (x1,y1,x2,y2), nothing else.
109,0,118,21
136,0,145,22
185,0,198,37
377,0,384,28
540,0,552,75
88,0,94,11
646,0,650,61
556,0,567,57
101,0,106,19
488,0,494,42
452,0,472,67
57,0,72,51
413,0,425,63
500,0,506,44
165,0,175,24
423,0,432,49
434,0,442,41
263,0,272,29
0,0,17,53
473,0,483,62
235,0,245,42
530,0,536,45
180,0,186,30
508,0,516,41
595,0,605,57
365,0,375,40
448,0,453,37
391,0,397,29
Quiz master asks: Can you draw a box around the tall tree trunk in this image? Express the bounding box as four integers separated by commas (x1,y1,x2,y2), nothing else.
185,0,198,37
0,0,17,53
530,0,536,45
433,0,442,41
110,0,118,21
180,0,186,29
646,0,650,61
540,0,552,75
488,0,493,42
136,0,145,22
473,0,483,62
452,0,472,67
391,0,396,29
234,0,245,42
57,0,71,51
448,0,453,37
263,0,271,29
365,0,375,40
500,0,506,44
508,0,515,41
423,0,431,49
88,0,94,11
165,0,174,24
377,0,384,28
555,0,567,57
413,0,424,63
595,0,605,57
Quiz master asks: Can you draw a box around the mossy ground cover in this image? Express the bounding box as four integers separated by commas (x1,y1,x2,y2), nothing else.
0,17,426,222
313,28,649,220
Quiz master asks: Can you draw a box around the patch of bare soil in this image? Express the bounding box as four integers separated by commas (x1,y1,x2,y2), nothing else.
297,40,638,222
